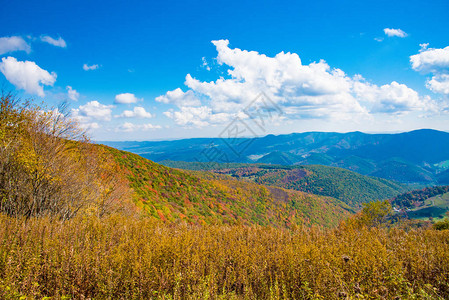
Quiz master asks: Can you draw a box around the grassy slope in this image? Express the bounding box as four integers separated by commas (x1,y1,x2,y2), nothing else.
103,146,353,228
162,161,408,207
406,192,449,220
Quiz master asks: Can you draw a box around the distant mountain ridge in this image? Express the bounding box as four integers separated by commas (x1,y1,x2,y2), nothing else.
102,129,449,184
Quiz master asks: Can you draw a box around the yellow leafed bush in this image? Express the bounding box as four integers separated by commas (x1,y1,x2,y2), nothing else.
0,213,448,299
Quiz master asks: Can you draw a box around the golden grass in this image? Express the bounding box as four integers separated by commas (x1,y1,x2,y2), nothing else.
0,214,448,299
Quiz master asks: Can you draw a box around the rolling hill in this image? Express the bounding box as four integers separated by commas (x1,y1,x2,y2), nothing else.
161,161,408,207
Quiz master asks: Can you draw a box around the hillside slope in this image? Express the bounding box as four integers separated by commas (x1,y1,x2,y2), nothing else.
103,146,354,227
390,186,449,220
161,161,408,207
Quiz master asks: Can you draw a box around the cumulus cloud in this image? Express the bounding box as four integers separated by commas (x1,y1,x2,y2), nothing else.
156,88,201,107
426,74,449,95
383,28,408,38
158,40,433,127
114,93,142,104
116,106,152,118
164,106,232,127
185,40,363,116
410,45,449,95
40,35,67,48
0,36,31,55
66,86,79,101
72,101,114,123
83,63,99,71
410,46,449,73
0,56,56,97
353,80,436,113
117,122,161,132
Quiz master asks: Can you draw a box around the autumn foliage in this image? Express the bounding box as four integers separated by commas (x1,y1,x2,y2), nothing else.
105,146,353,228
0,214,449,299
0,93,132,219
1,93,449,299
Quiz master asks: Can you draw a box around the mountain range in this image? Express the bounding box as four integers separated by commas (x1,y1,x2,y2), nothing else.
103,129,449,184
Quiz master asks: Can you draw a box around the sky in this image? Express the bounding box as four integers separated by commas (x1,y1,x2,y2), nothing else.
0,0,448,141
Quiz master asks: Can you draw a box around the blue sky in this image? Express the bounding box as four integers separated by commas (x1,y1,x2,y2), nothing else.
1,0,448,140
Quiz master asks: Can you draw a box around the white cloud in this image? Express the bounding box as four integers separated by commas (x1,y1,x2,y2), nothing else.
117,106,152,118
353,80,436,113
427,74,449,95
117,122,161,132
0,56,56,97
72,101,114,122
80,122,100,130
83,63,99,71
0,36,31,55
383,28,408,38
114,93,142,104
410,45,449,95
163,106,232,127
201,57,211,71
66,86,79,101
158,40,434,128
410,46,449,73
419,43,429,51
156,88,201,107
40,35,67,48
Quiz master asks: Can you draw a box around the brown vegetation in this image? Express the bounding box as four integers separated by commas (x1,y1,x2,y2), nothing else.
0,213,448,299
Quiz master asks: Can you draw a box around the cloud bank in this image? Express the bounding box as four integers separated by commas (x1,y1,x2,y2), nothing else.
157,40,434,127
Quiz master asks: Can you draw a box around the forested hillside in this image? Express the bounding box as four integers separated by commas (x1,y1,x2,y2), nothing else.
391,186,449,209
162,161,408,206
104,146,354,227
